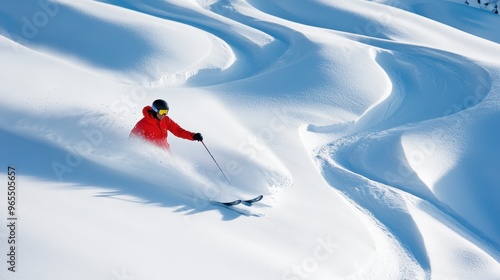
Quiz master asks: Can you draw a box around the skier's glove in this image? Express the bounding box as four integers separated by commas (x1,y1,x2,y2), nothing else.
193,133,203,141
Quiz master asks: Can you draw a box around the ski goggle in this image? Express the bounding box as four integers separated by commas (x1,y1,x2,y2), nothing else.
152,106,169,116
157,109,169,116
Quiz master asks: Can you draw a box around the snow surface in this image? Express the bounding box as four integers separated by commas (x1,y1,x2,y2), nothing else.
1,0,499,279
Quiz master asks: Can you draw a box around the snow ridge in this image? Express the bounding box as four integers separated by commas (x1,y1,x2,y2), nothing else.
1,0,500,279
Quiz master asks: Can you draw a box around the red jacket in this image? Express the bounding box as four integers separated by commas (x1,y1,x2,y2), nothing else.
130,106,195,150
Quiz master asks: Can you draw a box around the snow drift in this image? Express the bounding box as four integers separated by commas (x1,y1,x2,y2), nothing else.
1,0,499,279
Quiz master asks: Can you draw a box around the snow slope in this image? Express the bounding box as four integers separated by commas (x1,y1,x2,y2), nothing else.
0,0,499,279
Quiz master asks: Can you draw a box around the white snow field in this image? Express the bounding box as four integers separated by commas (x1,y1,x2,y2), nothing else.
1,0,499,279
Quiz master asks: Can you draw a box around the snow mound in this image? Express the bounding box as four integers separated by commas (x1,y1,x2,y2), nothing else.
1,0,500,279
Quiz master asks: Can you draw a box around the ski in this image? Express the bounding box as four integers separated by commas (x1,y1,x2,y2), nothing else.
212,195,263,207
216,199,242,206
241,195,263,205
209,195,264,217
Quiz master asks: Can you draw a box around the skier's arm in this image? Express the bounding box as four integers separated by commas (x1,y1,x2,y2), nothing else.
167,118,196,140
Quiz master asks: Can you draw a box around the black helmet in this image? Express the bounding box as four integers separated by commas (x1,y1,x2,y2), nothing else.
152,99,169,114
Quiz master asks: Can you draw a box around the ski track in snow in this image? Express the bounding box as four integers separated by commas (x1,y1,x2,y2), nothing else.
1,0,500,279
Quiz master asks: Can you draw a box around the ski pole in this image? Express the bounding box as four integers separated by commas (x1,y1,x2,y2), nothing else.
201,141,231,185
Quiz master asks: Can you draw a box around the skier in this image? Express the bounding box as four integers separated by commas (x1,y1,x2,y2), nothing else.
130,99,203,151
